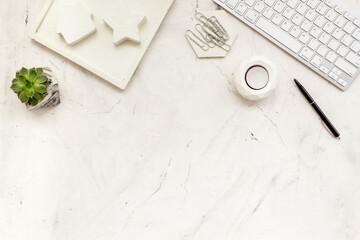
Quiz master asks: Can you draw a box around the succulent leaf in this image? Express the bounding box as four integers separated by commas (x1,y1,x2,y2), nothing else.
36,68,43,75
34,92,44,101
26,88,35,98
29,69,38,82
12,78,21,84
44,81,51,88
34,83,47,93
11,67,50,107
19,68,29,77
18,75,26,81
35,75,47,84
19,91,29,103
10,82,24,93
28,97,39,106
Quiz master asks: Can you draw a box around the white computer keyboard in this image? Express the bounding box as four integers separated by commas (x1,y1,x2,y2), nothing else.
214,0,360,90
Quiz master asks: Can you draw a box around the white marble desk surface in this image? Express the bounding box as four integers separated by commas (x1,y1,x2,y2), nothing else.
1,0,360,239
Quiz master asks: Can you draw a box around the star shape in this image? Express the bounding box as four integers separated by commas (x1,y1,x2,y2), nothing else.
104,7,146,45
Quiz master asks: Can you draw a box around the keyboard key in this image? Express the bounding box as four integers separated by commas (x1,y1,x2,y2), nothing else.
226,0,239,8
332,29,344,40
307,0,319,9
335,58,357,76
346,52,360,67
301,20,312,31
332,67,342,75
308,39,320,50
314,16,326,27
324,0,335,8
325,9,338,22
245,9,259,22
352,29,360,41
274,1,286,13
281,20,292,31
334,6,345,15
264,0,276,7
292,14,303,25
256,17,302,53
272,14,283,25
290,26,301,37
344,23,356,35
354,19,360,28
338,78,347,87
310,26,321,38
316,3,329,15
283,8,295,19
319,33,330,44
320,65,330,74
300,47,314,61
350,41,360,53
341,35,354,46
287,0,298,8
337,45,349,57
299,33,310,44
328,39,340,50
263,8,274,19
325,0,335,8
245,0,256,6
317,45,329,56
311,55,322,67
325,51,338,62
296,3,307,14
305,9,317,21
236,2,248,15
334,16,347,28
323,22,335,33
344,12,354,21
329,71,339,80
254,2,265,12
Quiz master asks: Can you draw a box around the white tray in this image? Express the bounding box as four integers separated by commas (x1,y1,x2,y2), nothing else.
29,0,174,90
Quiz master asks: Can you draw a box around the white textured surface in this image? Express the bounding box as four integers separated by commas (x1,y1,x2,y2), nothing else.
1,0,360,240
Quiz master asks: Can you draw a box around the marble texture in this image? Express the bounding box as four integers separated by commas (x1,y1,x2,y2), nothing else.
1,0,360,240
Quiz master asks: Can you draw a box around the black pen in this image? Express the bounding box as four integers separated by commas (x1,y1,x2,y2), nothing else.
294,78,340,139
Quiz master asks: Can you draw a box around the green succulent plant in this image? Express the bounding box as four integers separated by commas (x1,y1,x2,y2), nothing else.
10,67,50,106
